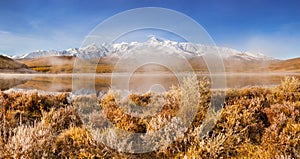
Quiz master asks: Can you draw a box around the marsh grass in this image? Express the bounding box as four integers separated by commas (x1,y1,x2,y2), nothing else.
0,76,299,158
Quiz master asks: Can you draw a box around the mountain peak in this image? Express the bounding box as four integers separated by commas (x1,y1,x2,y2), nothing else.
147,36,164,43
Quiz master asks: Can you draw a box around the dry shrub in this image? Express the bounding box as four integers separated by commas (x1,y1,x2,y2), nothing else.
100,86,183,134
0,76,300,158
2,123,55,158
0,91,69,128
146,87,181,132
41,106,83,133
271,76,300,103
72,94,100,114
53,127,107,158
184,131,230,159
101,91,148,133
261,102,300,158
129,92,152,107
182,87,270,158
0,92,83,158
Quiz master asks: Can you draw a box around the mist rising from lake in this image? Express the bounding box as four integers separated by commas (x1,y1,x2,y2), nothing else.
1,73,299,93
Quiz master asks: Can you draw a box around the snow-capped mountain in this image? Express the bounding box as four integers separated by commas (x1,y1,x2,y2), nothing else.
0,53,13,58
14,50,65,59
13,44,108,59
14,37,274,61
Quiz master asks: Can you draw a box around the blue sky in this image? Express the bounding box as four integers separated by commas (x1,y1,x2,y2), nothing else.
0,0,300,59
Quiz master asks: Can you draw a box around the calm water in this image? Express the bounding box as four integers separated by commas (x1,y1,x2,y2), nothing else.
1,73,299,93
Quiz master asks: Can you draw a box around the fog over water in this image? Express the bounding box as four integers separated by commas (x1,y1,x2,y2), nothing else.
1,72,299,93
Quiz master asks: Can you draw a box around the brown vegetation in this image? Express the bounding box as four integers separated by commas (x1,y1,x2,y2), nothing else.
0,55,33,73
269,57,300,73
17,56,115,73
14,54,300,74
0,77,299,158
0,55,26,69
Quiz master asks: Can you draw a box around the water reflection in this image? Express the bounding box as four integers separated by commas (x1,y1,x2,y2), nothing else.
0,78,29,91
0,73,299,92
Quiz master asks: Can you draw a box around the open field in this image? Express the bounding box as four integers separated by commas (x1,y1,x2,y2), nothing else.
15,56,300,74
17,56,116,73
0,76,299,158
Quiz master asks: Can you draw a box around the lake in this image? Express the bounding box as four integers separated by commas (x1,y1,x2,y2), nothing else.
1,73,299,93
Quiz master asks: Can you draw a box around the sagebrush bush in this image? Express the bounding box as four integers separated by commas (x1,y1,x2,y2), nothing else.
0,76,299,158
0,91,69,128
53,127,106,158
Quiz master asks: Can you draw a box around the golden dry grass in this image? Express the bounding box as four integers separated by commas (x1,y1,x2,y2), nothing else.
18,56,116,73
0,76,299,158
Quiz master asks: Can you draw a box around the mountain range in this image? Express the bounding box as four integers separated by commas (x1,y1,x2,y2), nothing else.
1,37,299,73
13,37,275,62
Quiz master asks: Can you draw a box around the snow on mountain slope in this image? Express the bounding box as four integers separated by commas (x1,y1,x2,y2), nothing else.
14,37,274,61
13,44,108,59
0,53,13,58
15,50,63,59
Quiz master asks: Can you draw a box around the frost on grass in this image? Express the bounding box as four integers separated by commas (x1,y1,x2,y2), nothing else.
0,76,300,158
